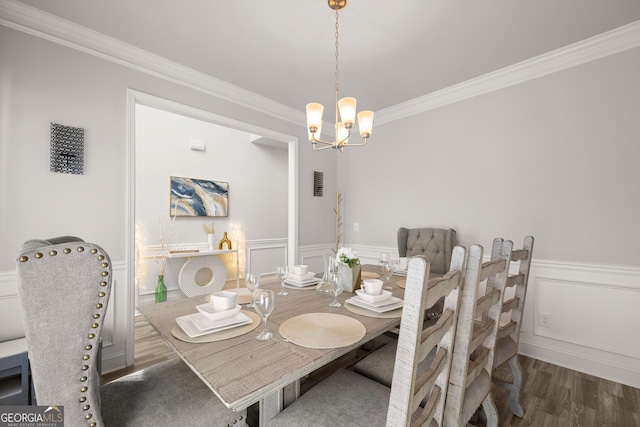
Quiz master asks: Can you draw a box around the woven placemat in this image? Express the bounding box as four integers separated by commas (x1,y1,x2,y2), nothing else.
279,313,366,349
361,271,380,280
396,280,406,289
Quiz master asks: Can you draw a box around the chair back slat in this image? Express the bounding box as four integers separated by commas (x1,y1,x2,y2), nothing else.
511,248,529,262
465,346,490,385
386,247,465,427
506,273,524,288
497,320,517,340
419,310,454,360
470,318,496,353
502,297,520,314
476,288,501,316
444,240,512,426
479,258,506,282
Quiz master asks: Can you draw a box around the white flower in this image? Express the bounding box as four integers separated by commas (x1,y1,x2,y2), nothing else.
337,247,359,268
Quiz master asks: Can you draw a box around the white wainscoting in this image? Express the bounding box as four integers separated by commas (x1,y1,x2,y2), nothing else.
5,242,639,387
306,243,640,389
521,260,640,389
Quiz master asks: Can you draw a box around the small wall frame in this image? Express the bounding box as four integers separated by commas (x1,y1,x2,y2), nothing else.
50,122,84,175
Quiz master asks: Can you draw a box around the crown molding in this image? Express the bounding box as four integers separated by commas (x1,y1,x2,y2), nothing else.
0,0,305,127
375,20,640,125
1,0,639,127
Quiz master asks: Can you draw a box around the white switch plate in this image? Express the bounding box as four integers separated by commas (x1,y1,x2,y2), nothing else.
353,223,359,232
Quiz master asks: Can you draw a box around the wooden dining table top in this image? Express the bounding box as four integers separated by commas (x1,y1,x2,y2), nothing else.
138,264,406,413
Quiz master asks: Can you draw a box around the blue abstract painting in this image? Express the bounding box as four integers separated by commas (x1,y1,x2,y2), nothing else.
170,176,229,217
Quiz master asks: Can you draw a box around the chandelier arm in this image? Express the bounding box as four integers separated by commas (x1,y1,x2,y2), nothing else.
310,134,338,146
312,142,337,151
341,139,368,147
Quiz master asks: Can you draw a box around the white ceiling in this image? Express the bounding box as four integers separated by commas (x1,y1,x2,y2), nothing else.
16,0,640,114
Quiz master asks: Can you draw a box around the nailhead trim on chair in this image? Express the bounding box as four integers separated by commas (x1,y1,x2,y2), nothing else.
18,240,113,426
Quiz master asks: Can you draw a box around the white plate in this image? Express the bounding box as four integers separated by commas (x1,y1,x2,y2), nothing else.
176,312,251,338
346,297,404,313
178,255,227,297
352,294,402,308
196,303,241,321
355,289,392,304
287,272,316,282
285,278,321,288
393,269,407,276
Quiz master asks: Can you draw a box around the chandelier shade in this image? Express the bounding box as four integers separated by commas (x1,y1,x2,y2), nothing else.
306,0,374,152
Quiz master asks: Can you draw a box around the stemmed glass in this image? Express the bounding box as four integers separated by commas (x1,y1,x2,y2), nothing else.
379,252,390,267
276,266,289,296
244,272,259,308
253,289,275,340
382,262,394,290
328,272,343,308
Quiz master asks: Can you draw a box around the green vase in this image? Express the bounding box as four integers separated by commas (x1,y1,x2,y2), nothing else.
155,275,167,303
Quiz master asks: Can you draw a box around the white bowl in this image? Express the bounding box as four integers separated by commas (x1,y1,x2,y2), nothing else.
355,289,392,304
196,303,241,321
292,264,308,275
210,290,238,311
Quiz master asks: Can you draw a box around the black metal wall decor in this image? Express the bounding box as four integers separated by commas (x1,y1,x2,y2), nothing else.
50,122,84,175
313,171,324,197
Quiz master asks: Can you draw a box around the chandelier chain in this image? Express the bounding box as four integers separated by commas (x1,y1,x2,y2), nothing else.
334,7,340,95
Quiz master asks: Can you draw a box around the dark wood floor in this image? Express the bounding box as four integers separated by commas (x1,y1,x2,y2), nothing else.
102,316,640,426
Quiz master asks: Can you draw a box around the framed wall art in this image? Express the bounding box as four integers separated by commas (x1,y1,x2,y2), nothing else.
50,122,84,175
170,176,229,217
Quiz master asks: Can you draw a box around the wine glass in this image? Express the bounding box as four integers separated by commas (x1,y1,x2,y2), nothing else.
244,272,259,308
379,252,391,276
276,266,289,296
253,289,275,340
379,252,390,266
382,262,394,290
328,272,343,308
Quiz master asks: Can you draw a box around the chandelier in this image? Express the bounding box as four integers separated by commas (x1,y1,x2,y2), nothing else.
306,0,374,152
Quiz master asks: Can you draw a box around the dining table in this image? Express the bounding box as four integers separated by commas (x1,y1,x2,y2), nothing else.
138,264,407,426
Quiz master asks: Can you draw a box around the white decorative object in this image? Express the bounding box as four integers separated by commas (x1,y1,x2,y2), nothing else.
339,264,361,293
207,233,215,250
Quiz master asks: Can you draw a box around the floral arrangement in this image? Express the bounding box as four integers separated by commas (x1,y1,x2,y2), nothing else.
337,247,360,268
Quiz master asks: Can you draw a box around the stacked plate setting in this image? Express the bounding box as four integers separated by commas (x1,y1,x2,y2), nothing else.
346,289,404,313
285,271,321,288
175,303,251,338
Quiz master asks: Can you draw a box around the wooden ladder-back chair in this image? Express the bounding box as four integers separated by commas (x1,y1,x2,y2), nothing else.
17,237,246,427
267,250,465,427
443,240,512,427
489,236,534,417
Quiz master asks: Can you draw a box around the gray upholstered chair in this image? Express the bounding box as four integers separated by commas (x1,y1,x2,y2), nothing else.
397,227,457,277
17,237,246,427
490,236,534,417
267,253,465,427
443,240,512,427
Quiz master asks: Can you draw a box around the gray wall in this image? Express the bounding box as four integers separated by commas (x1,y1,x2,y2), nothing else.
0,25,338,272
339,47,640,268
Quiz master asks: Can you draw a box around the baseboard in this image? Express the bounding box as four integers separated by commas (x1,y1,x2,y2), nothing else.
519,340,640,389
